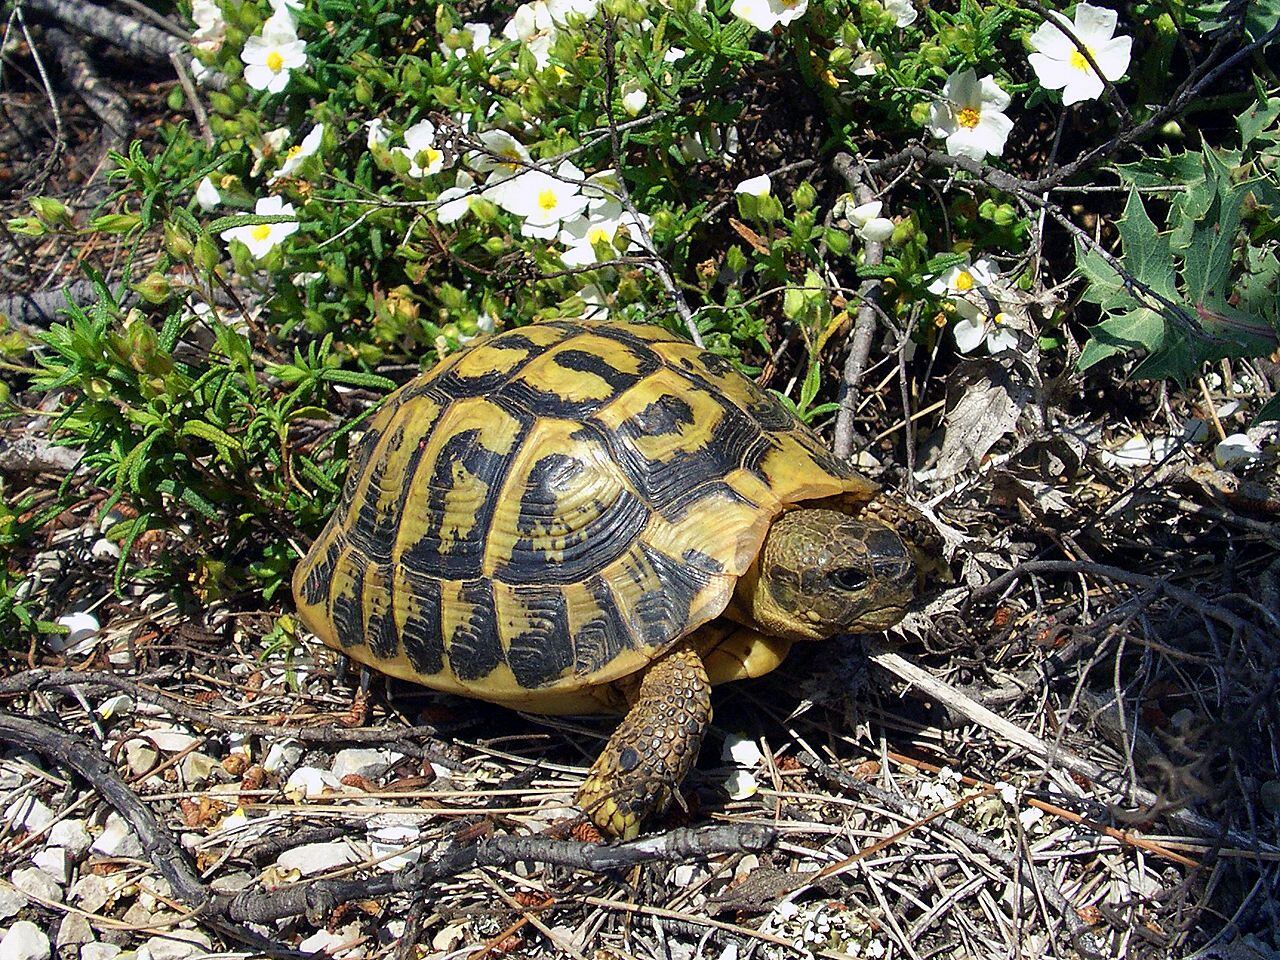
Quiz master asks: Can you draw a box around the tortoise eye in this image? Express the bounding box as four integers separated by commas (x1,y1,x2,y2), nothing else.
829,567,870,592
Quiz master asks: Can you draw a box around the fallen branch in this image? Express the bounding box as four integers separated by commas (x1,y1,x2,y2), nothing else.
223,823,775,924
20,0,184,62
44,25,134,205
831,153,885,460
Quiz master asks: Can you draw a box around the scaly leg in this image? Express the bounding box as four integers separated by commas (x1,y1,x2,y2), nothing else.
576,640,711,840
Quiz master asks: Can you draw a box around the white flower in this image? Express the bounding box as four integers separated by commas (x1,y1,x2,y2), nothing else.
1028,2,1132,106
927,256,998,297
435,171,483,224
503,0,558,69
365,118,391,150
262,5,298,35
558,205,643,266
221,195,299,259
270,0,302,11
241,15,306,93
952,300,1019,354
396,120,449,178
270,123,324,183
621,80,648,116
195,175,221,211
852,45,884,75
928,68,1013,161
883,0,917,26
848,200,895,242
495,160,590,237
734,174,772,197
679,126,740,165
191,0,226,49
730,0,808,32
549,0,599,24
468,129,533,203
1215,433,1263,468
582,168,621,209
441,21,491,58
190,57,214,85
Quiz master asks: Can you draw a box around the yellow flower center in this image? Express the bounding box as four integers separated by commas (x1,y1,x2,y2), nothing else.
251,224,273,241
266,50,284,72
425,147,442,166
537,189,559,211
957,107,981,129
286,145,301,158
994,311,1010,325
1070,46,1096,72
954,270,975,291
587,226,610,244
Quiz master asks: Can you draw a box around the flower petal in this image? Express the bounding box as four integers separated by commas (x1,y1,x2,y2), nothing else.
1061,71,1105,105
1072,2,1119,42
1092,35,1133,80
953,314,987,353
1028,52,1075,90
978,74,1011,111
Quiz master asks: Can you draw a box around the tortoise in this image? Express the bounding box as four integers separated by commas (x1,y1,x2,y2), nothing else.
293,319,919,839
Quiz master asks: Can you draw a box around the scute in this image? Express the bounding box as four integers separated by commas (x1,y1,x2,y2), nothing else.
292,319,881,711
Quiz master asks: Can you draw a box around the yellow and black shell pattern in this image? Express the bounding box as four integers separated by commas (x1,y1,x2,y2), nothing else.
292,320,879,712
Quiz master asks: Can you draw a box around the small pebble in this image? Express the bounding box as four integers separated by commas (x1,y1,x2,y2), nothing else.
10,866,63,903
275,841,360,876
91,814,144,859
46,819,92,859
0,920,51,960
80,944,122,960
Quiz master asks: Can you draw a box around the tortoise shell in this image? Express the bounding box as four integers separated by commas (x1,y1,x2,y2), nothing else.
292,320,880,711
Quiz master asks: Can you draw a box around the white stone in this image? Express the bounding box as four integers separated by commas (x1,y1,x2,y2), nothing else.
141,729,200,753
45,819,92,858
5,797,54,833
137,878,173,913
90,814,144,859
70,875,119,913
262,741,302,774
10,867,62,903
50,612,99,653
282,767,342,801
0,920,50,960
123,741,160,778
91,539,121,561
275,841,360,876
80,944,121,960
209,872,253,895
298,925,366,958
55,914,93,949
30,848,67,885
135,931,211,960
331,748,402,781
179,754,221,786
367,824,420,872
0,886,24,921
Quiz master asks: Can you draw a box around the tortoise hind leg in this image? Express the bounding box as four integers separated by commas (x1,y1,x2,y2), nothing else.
576,640,711,840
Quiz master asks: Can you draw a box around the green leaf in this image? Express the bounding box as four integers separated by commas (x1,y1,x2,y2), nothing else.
181,419,242,451
1237,96,1280,146
318,368,396,390
1077,307,1168,371
1117,189,1177,302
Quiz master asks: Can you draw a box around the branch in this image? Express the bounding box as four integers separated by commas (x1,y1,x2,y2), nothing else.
831,153,886,460
221,823,776,924
19,0,183,62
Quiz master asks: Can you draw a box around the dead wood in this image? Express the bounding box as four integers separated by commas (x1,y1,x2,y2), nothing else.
20,0,184,62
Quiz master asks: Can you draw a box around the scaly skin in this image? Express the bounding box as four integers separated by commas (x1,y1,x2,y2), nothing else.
575,641,712,840
577,507,916,839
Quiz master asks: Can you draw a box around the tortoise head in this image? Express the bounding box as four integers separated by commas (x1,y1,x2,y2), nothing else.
735,508,915,641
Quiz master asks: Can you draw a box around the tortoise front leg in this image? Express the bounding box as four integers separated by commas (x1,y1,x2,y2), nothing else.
576,640,712,840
